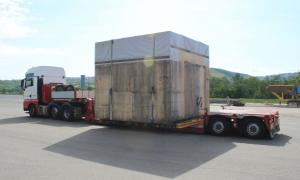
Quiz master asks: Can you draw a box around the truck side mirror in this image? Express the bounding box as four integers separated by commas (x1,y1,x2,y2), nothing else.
20,79,25,90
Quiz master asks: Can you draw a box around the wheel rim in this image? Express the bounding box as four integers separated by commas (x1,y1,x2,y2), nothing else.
63,110,70,119
269,130,275,139
51,107,58,117
213,121,225,134
29,106,34,115
247,123,260,136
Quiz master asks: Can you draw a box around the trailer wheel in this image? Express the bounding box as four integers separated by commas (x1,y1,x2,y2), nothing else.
61,104,74,121
208,116,231,136
240,118,265,139
28,104,37,117
268,129,276,139
49,104,61,119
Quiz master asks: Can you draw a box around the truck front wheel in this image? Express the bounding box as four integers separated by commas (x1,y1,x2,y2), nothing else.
28,104,37,117
240,118,265,138
208,117,231,136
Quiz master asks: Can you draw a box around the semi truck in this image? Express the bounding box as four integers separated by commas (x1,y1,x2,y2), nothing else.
21,32,280,139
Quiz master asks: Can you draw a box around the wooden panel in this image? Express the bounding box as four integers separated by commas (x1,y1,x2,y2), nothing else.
95,53,209,123
95,65,110,120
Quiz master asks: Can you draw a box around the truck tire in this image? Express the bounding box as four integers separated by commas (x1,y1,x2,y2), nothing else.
208,116,231,136
49,104,61,119
65,85,75,91
268,129,276,140
28,104,37,117
61,104,74,121
240,118,265,139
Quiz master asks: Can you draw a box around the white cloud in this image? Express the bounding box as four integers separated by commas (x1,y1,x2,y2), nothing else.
0,0,34,38
0,41,69,80
0,42,64,56
0,1,62,58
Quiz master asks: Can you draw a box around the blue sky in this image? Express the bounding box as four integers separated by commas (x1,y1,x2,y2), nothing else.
0,0,299,79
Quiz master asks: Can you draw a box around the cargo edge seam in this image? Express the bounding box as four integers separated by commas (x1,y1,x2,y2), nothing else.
95,56,170,65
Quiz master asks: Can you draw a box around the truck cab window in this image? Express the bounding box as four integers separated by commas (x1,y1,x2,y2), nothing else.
25,78,33,88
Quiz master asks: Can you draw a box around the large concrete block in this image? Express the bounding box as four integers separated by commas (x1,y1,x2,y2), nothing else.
95,32,209,124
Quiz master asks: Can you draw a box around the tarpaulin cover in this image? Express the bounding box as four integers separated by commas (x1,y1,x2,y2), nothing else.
95,31,209,63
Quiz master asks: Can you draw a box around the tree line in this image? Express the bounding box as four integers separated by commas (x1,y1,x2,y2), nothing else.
0,80,23,94
0,78,95,95
1,73,300,99
210,73,300,99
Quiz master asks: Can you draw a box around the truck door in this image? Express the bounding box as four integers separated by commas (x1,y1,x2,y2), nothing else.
24,77,38,100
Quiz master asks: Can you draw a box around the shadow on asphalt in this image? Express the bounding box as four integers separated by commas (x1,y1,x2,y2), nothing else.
0,116,89,127
0,116,291,178
43,126,291,178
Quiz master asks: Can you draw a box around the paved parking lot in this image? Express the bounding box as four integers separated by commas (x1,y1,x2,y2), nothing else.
0,94,299,180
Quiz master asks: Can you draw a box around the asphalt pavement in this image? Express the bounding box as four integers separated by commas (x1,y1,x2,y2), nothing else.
0,94,298,180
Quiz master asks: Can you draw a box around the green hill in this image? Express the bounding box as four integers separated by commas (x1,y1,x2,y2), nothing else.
210,68,299,80
210,68,251,79
257,72,300,80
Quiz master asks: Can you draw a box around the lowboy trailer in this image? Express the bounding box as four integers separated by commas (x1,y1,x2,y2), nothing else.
21,66,280,139
21,32,280,139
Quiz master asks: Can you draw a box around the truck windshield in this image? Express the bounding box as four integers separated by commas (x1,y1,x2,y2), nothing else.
25,78,33,88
